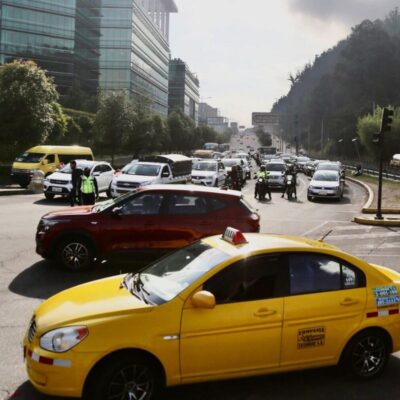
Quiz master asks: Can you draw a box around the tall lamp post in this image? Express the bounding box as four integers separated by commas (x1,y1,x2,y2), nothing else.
352,138,362,165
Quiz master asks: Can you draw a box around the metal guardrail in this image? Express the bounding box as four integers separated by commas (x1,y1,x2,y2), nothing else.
344,164,400,182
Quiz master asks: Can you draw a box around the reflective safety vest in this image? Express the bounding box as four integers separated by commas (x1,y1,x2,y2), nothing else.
81,176,95,194
257,171,269,179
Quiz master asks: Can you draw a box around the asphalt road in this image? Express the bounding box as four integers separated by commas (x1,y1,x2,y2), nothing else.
1,143,400,399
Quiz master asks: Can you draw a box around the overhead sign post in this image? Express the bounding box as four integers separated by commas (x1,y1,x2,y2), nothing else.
252,113,280,126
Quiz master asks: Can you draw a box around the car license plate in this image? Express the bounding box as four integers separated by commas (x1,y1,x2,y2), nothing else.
319,190,328,195
52,187,62,193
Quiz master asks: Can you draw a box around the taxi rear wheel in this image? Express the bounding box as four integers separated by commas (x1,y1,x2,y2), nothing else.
342,329,390,379
84,353,163,400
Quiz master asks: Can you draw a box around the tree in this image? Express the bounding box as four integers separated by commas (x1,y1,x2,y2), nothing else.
167,108,195,152
94,92,133,164
0,60,61,152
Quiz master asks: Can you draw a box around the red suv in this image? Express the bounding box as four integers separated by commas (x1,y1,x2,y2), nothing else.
36,185,260,270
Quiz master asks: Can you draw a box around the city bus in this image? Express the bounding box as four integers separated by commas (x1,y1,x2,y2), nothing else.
258,146,277,156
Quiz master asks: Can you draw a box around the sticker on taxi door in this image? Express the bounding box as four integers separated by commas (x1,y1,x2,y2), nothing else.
373,286,400,308
297,327,325,349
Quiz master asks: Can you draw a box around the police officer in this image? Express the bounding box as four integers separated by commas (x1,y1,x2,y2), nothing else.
70,160,83,207
80,168,99,205
255,165,271,200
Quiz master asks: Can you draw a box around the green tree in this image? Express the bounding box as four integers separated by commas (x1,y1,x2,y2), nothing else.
94,91,132,164
167,109,195,152
0,60,61,152
357,106,400,161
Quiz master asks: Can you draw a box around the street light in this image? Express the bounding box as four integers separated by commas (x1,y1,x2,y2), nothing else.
352,138,362,164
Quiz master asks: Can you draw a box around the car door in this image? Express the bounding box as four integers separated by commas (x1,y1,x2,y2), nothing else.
281,252,367,368
102,192,167,253
100,163,114,191
180,254,285,382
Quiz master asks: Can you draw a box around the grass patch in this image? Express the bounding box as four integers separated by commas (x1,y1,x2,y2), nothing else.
354,174,400,189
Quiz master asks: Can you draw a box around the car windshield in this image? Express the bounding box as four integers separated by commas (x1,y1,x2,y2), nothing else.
60,162,93,174
313,172,339,182
15,152,45,163
126,242,230,305
317,164,339,171
126,164,160,177
193,162,217,172
266,164,285,172
223,160,239,167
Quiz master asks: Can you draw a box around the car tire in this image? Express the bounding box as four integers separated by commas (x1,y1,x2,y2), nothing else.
57,237,95,271
106,185,112,199
307,195,313,201
84,353,164,400
341,329,390,380
44,193,55,200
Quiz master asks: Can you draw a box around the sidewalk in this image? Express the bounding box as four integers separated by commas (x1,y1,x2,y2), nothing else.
0,184,31,196
349,176,400,227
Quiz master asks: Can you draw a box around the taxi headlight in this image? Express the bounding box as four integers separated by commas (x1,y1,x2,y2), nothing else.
40,326,88,353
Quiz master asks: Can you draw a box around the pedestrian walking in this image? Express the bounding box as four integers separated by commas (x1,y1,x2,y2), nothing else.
80,168,98,205
70,160,83,207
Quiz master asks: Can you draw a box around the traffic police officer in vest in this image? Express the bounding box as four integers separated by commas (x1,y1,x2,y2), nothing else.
80,168,99,205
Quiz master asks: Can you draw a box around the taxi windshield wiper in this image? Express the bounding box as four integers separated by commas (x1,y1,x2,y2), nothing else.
131,273,150,304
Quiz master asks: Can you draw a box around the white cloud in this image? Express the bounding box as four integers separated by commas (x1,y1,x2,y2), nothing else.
170,0,389,125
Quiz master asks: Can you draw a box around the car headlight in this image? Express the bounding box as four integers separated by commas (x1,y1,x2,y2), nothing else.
40,326,88,353
39,219,69,232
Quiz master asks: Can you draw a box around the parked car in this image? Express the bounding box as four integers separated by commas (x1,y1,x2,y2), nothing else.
308,170,344,201
264,161,287,188
43,160,114,200
110,155,192,198
36,185,260,270
191,160,226,187
25,227,400,399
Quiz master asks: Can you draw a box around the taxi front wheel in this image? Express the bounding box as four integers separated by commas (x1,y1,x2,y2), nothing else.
341,329,390,380
84,353,163,400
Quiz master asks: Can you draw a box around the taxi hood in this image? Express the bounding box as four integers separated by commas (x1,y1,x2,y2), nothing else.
35,276,151,332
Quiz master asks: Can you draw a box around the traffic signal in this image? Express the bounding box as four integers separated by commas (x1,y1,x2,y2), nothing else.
381,107,394,133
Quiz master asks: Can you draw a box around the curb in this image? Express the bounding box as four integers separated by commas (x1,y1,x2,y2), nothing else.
0,189,31,196
354,216,400,227
346,177,374,210
362,208,400,214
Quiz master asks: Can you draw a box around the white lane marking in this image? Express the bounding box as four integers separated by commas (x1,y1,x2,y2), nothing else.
332,225,372,232
329,232,400,240
301,221,330,237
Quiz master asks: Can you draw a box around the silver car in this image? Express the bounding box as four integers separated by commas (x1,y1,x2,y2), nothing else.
308,170,344,201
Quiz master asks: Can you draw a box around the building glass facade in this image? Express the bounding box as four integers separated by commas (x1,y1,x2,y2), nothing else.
0,0,100,94
98,0,177,117
169,58,200,125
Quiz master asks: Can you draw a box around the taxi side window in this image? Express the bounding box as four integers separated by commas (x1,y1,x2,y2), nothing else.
203,255,284,304
45,154,55,163
288,253,366,296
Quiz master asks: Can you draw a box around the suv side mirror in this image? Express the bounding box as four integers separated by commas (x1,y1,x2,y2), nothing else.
42,159,49,165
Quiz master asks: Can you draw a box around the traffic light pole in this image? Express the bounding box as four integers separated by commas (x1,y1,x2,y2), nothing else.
376,141,384,220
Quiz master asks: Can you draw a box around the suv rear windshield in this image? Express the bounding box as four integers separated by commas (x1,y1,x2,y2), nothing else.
266,163,286,172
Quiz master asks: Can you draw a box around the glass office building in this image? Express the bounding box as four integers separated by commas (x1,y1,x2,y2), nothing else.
169,58,200,125
99,0,178,116
0,0,100,94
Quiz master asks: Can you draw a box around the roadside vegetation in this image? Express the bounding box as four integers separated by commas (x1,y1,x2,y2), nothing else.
0,60,231,163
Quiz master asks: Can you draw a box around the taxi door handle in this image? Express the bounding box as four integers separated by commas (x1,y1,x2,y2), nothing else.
254,308,276,317
340,298,359,306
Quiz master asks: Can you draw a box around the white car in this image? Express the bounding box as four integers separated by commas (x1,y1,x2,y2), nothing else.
191,160,226,187
43,160,114,200
308,170,344,201
264,161,287,188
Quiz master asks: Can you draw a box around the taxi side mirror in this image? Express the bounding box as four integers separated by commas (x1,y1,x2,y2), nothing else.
191,291,216,309
42,159,49,165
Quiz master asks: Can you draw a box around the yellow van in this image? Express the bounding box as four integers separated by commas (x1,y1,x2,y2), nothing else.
11,145,94,187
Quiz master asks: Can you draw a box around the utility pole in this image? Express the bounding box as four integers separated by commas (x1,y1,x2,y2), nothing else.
320,119,324,153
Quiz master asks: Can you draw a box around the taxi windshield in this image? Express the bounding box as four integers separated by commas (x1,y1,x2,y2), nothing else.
129,242,230,305
15,152,45,163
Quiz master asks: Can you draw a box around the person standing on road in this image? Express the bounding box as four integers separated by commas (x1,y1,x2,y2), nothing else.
70,160,83,207
80,168,98,205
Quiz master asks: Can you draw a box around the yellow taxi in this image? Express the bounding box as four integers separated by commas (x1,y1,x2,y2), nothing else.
24,228,400,400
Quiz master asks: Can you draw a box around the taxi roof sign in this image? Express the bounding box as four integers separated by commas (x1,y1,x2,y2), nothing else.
222,227,248,245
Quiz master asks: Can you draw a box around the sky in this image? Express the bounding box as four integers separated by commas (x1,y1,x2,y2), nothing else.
169,0,399,126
